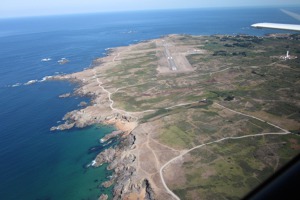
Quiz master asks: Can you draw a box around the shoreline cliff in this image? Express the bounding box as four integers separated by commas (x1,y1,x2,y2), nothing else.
49,45,156,200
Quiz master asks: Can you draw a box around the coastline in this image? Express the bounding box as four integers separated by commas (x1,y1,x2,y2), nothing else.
50,33,300,200
50,43,155,199
3,8,300,200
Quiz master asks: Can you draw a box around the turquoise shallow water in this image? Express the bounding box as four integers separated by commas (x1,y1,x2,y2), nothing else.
31,125,115,200
0,7,299,200
1,125,115,200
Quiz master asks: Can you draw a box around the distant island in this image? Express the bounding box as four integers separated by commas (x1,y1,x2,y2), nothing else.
52,34,300,200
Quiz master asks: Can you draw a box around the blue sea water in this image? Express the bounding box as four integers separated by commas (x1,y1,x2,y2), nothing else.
0,7,299,200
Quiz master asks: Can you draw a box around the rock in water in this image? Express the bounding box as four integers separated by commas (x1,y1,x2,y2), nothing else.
99,194,108,200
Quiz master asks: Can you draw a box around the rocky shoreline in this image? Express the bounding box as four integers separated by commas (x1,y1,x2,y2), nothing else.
48,33,300,200
49,46,157,200
48,35,207,199
51,89,153,199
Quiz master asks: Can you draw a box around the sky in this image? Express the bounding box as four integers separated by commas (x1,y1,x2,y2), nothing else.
1,0,300,18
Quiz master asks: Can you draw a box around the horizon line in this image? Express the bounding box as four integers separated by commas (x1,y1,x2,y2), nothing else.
1,4,300,19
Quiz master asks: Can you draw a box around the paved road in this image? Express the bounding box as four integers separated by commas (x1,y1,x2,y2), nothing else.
163,43,177,71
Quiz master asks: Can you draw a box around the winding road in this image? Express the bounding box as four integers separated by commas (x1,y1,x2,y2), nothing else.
159,103,290,200
93,67,292,200
93,69,156,119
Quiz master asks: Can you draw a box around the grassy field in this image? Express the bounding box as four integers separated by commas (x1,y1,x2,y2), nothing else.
96,34,299,199
170,134,300,200
151,34,299,199
152,102,285,150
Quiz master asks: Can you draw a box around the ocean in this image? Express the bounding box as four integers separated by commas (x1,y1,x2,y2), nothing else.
0,7,299,200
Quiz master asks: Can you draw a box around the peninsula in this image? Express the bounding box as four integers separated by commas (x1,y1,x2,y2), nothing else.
52,34,300,200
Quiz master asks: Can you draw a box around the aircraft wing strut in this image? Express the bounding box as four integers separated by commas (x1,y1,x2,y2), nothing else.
251,23,300,32
252,9,300,32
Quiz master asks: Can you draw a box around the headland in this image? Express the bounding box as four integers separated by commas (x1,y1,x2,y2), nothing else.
52,34,300,200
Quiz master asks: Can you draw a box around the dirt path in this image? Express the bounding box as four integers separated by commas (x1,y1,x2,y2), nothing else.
166,101,199,109
93,69,156,118
159,103,291,200
92,62,291,199
93,69,127,114
113,53,120,62
215,103,289,133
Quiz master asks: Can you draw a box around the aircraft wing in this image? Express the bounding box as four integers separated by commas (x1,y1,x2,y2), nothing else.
251,23,300,32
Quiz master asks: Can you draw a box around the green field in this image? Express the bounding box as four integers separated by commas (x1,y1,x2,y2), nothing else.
171,134,300,200
93,34,299,199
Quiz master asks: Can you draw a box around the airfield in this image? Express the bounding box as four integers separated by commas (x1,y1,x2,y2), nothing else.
55,34,300,199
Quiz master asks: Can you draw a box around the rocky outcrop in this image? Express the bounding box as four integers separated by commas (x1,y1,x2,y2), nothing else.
59,93,71,98
102,179,114,188
50,122,75,131
62,109,98,127
93,133,156,200
49,43,158,200
50,108,108,131
120,134,136,148
144,179,156,200
112,165,137,199
50,107,136,132
99,194,108,200
100,130,123,143
94,148,116,167
78,101,87,107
